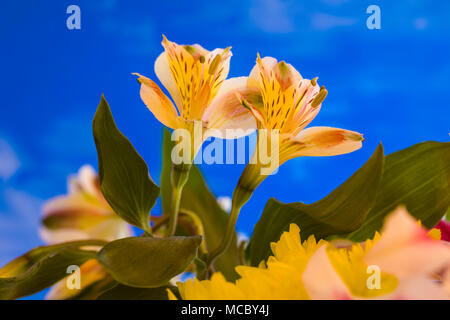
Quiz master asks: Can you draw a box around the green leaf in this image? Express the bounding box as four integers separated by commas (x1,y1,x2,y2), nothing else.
161,129,240,280
0,240,104,300
347,141,450,241
93,95,160,233
97,235,201,288
97,283,175,300
247,144,384,266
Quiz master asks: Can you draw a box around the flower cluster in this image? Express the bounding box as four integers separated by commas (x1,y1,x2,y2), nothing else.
1,36,449,301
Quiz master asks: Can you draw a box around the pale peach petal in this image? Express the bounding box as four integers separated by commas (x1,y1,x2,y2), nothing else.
247,56,278,89
202,77,257,138
133,73,181,129
42,193,111,219
154,52,183,108
364,206,450,279
291,126,364,157
443,266,450,294
272,61,303,90
68,165,99,196
207,48,232,93
84,218,133,242
40,218,132,244
381,277,449,300
302,245,353,300
39,227,90,244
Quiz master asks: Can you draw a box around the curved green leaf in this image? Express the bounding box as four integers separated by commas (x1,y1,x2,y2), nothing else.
161,129,240,280
347,141,450,241
93,95,160,233
247,144,384,266
0,240,104,300
97,236,201,288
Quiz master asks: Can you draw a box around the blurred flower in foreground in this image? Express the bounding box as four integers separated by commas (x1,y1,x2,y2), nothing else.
434,220,450,242
174,207,450,300
41,165,132,299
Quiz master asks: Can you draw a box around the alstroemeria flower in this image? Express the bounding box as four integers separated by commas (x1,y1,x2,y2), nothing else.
206,56,363,265
40,165,132,243
134,36,257,161
173,207,450,300
242,55,363,179
40,165,132,300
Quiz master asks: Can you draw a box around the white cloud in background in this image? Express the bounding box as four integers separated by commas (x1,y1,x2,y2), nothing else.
413,18,428,30
249,0,295,33
0,189,43,266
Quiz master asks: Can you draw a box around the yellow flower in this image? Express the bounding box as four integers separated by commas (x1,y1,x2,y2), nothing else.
40,165,132,300
175,207,450,300
134,36,257,160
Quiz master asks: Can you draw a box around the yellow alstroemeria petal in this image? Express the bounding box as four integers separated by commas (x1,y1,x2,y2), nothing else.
202,77,258,138
161,36,232,121
247,55,322,133
289,126,364,157
154,51,183,109
133,73,181,129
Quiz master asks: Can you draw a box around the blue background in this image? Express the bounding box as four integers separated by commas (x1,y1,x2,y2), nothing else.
0,0,449,298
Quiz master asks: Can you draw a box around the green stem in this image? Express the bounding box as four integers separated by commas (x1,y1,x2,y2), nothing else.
166,163,191,237
206,183,253,270
167,186,182,237
207,205,240,267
